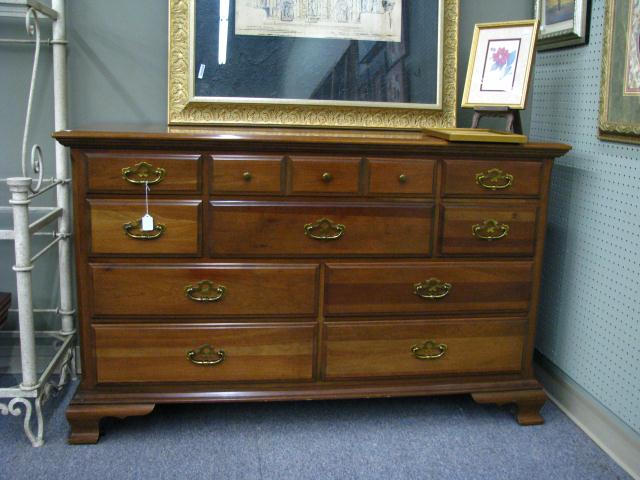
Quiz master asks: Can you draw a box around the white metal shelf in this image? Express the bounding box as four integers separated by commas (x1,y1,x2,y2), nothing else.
0,0,75,448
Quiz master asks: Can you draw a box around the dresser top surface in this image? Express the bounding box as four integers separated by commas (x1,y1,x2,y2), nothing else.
53,125,571,158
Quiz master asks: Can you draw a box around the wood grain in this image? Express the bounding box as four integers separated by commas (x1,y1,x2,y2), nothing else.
324,261,533,316
212,155,283,193
324,319,526,380
89,200,201,255
440,204,538,256
93,323,316,383
368,157,436,196
209,200,434,256
290,156,361,194
91,264,319,317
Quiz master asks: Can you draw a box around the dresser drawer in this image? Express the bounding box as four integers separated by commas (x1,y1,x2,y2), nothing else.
368,158,435,196
91,264,318,317
209,200,433,256
94,323,315,383
212,155,283,194
324,319,525,380
290,156,361,194
324,261,533,316
443,160,542,197
88,200,201,255
84,152,201,193
440,205,538,256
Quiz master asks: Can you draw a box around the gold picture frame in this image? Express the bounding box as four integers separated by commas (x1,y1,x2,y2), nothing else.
598,0,640,144
462,20,539,110
167,0,459,129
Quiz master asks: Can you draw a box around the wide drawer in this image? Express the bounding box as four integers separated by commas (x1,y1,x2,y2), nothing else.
90,264,318,317
323,319,525,379
211,155,283,194
94,323,315,383
324,261,533,316
209,201,433,256
443,160,542,197
290,156,361,194
84,152,201,193
440,205,538,256
88,200,201,255
368,158,435,196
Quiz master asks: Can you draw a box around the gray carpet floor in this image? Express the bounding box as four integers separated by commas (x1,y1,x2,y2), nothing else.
0,378,631,480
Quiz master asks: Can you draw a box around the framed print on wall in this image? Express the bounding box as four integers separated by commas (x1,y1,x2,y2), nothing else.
168,0,459,130
461,20,539,110
599,0,640,144
535,0,590,50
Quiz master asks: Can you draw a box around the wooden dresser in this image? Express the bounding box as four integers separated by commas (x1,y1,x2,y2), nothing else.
54,127,570,444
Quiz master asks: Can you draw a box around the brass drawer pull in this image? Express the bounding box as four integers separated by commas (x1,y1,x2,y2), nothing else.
321,172,333,183
304,218,345,241
122,220,166,240
411,340,447,360
121,161,166,185
472,219,509,241
475,168,513,190
243,171,252,181
184,280,226,302
398,174,408,183
413,278,452,299
187,344,226,366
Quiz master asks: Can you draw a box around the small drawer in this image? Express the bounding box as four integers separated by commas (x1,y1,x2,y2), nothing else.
88,200,201,255
84,152,201,193
440,205,538,256
94,323,315,383
290,156,361,194
368,158,435,196
443,160,542,197
323,319,525,380
209,200,433,256
90,263,319,317
212,155,283,194
324,261,533,316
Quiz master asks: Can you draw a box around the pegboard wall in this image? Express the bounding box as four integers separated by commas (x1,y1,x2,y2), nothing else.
530,0,640,434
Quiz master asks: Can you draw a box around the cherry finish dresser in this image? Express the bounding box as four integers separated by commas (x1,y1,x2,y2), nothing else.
54,127,570,444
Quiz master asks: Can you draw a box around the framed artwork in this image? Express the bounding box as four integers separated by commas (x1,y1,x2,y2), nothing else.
462,20,539,110
535,0,590,50
167,0,459,130
599,0,640,144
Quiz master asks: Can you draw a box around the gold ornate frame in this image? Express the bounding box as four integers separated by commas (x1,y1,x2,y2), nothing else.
599,0,640,144
168,0,459,129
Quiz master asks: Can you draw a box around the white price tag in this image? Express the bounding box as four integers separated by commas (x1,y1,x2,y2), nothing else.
141,214,154,231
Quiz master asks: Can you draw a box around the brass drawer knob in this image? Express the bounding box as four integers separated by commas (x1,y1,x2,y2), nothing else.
122,220,166,240
304,217,345,241
184,280,226,302
243,171,252,181
411,340,447,360
121,161,166,185
475,168,513,190
413,278,451,299
187,344,226,366
321,172,333,183
398,174,408,183
472,219,510,241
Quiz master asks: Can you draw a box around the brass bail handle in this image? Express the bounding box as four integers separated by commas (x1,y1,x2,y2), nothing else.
304,218,345,241
187,344,226,366
122,220,165,240
475,168,513,190
413,278,452,300
472,219,510,241
184,280,227,302
411,340,447,360
122,161,166,185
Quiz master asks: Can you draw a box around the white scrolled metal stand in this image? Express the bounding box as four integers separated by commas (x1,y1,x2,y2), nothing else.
0,0,75,447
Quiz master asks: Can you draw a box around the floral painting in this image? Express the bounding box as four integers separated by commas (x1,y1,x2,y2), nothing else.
624,0,640,95
480,39,521,92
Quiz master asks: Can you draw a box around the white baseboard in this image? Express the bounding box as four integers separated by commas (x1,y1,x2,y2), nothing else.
535,352,640,480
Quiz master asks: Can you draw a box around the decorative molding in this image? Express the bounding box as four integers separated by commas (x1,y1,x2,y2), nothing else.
167,0,458,129
535,352,640,480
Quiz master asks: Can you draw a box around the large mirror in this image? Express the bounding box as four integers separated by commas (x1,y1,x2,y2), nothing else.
168,0,458,129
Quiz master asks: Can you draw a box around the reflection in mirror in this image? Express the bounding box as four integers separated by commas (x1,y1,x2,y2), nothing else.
194,0,441,105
